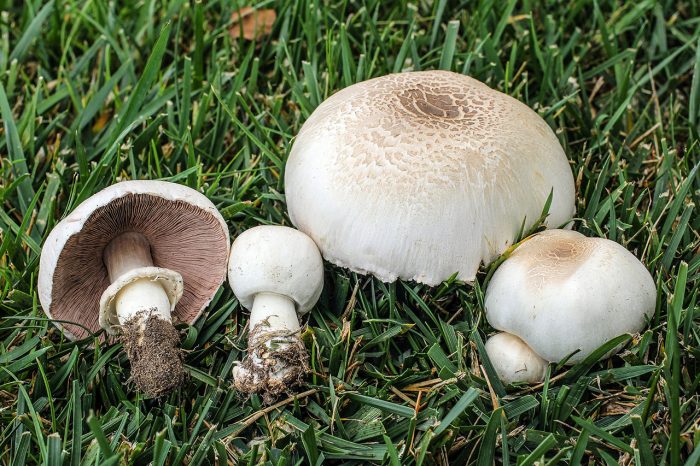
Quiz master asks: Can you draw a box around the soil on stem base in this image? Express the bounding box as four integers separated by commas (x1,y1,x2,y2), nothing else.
120,311,184,397
233,326,308,403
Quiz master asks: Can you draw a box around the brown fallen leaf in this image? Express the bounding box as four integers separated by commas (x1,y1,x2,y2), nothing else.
92,110,112,133
230,6,276,41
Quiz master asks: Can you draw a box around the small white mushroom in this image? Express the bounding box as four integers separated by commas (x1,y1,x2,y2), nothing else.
485,332,548,384
227,225,323,400
38,180,230,396
285,70,575,285
484,229,656,383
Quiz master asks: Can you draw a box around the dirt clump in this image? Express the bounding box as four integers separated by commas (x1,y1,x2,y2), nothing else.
233,327,308,403
120,312,184,397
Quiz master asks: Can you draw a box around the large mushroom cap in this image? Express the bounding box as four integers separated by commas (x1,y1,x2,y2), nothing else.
38,180,230,340
484,229,657,364
227,225,324,315
285,70,575,285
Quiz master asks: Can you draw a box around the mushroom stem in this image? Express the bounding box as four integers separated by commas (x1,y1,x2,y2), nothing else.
103,232,184,397
249,292,300,334
233,292,308,401
104,232,172,324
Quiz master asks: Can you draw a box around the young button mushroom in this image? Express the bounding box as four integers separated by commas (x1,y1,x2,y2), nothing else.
38,181,229,397
484,229,656,384
485,332,548,384
285,71,575,285
227,226,323,400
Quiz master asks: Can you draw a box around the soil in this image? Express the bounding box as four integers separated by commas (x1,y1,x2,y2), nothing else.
233,326,308,403
120,312,184,397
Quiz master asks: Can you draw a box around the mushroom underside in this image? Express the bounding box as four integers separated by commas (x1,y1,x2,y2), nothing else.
48,193,228,339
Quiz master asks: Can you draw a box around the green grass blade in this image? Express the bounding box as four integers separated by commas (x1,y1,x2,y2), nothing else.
9,0,54,62
0,82,35,214
476,407,502,466
434,388,479,436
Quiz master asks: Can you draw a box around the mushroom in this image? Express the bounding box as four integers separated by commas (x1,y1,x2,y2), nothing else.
485,332,548,384
285,70,575,285
227,225,323,400
484,229,656,384
38,180,230,396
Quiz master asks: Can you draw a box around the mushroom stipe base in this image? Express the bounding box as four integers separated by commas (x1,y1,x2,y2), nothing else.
233,326,308,403
120,312,184,397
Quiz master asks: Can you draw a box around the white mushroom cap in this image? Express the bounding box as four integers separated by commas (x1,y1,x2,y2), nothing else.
38,180,230,340
285,71,575,285
485,332,548,384
227,226,324,315
485,229,656,364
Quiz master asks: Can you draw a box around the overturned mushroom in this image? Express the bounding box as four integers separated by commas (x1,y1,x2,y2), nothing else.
227,225,323,401
484,229,656,384
38,180,229,396
285,71,575,285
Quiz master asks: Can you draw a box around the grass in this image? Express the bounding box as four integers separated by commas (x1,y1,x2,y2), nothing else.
1,0,699,464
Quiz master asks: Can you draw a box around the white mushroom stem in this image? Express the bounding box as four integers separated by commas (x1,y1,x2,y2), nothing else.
102,231,185,397
485,332,548,384
104,232,172,325
232,292,306,396
249,292,300,334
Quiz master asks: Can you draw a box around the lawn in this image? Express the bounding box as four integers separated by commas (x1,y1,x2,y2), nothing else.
1,0,699,464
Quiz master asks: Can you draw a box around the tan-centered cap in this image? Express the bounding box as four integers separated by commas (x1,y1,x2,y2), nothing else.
285,70,576,285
